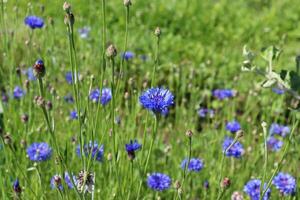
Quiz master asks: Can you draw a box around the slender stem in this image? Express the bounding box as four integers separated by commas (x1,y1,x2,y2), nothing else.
260,123,268,200
110,58,116,159
182,137,192,192
261,119,298,198
151,36,160,86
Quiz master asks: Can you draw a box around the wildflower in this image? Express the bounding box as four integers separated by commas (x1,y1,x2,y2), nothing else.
13,179,22,194
222,137,244,158
272,88,284,95
272,172,296,196
76,141,104,162
139,87,174,115
33,59,46,79
122,51,134,61
76,170,94,193
125,139,142,160
198,108,214,118
244,179,271,200
78,26,91,39
13,86,25,99
65,172,76,189
64,93,74,103
267,137,283,152
269,123,290,137
70,110,78,120
147,173,171,191
181,158,204,172
231,191,244,200
212,89,235,100
50,175,63,190
26,142,52,162
221,177,231,189
89,88,112,105
24,16,44,29
65,71,77,84
226,120,241,133
26,67,37,81
106,44,117,58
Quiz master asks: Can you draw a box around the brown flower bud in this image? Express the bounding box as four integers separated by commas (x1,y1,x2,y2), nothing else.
63,2,71,13
106,44,117,58
124,0,132,6
185,130,193,137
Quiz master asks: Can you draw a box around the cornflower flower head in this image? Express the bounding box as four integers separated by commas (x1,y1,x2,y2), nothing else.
267,137,283,152
226,120,241,133
181,158,204,172
13,86,25,99
147,173,171,191
65,172,76,189
222,136,244,158
70,110,78,120
65,71,79,84
24,16,44,29
244,179,271,200
272,172,296,196
89,88,112,105
139,87,174,115
26,67,37,81
212,89,235,100
198,108,214,118
76,141,104,162
13,179,22,194
125,139,142,160
50,175,63,190
269,123,290,137
122,51,134,61
26,142,52,162
78,26,91,39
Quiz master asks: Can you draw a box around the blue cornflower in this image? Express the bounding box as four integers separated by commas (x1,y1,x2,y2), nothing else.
76,141,104,162
269,123,290,137
198,108,214,118
64,93,74,103
50,175,63,190
78,26,91,39
26,142,52,162
24,16,44,29
272,88,285,95
212,89,235,100
222,137,244,158
272,172,296,196
244,179,271,200
65,172,76,189
226,120,241,133
13,179,22,194
13,86,25,99
267,137,283,152
147,173,171,191
139,87,174,115
125,139,142,160
26,67,37,81
89,88,112,105
181,158,204,172
70,110,78,120
65,71,79,84
122,51,134,61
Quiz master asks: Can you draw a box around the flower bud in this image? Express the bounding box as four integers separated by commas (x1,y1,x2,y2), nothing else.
46,101,53,111
63,2,71,13
64,13,75,26
221,177,231,189
185,130,193,137
21,114,29,123
4,133,11,144
106,44,117,58
33,59,46,79
154,27,161,37
231,191,244,200
124,0,132,6
174,180,181,190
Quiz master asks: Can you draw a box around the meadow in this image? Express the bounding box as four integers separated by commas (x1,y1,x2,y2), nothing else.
0,0,300,199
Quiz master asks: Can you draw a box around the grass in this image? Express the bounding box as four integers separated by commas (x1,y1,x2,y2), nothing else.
0,0,300,199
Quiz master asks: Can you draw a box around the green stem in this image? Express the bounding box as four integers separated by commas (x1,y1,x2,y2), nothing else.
151,36,160,86
260,123,268,200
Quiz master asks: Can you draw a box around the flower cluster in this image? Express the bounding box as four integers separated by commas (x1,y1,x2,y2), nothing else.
89,88,112,105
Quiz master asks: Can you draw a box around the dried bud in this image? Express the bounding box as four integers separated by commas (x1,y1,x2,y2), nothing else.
24,79,30,89
221,177,231,189
46,101,53,111
33,59,46,79
34,96,45,107
54,175,62,187
16,67,21,76
185,130,193,137
21,114,29,123
106,44,117,58
48,17,54,26
63,2,71,13
124,92,130,100
174,180,181,189
107,153,112,161
231,191,244,200
154,27,161,37
64,13,75,26
124,0,132,6
4,133,12,144
20,139,27,148
236,130,244,138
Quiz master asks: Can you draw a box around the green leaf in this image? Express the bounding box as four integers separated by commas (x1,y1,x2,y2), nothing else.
261,46,281,61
